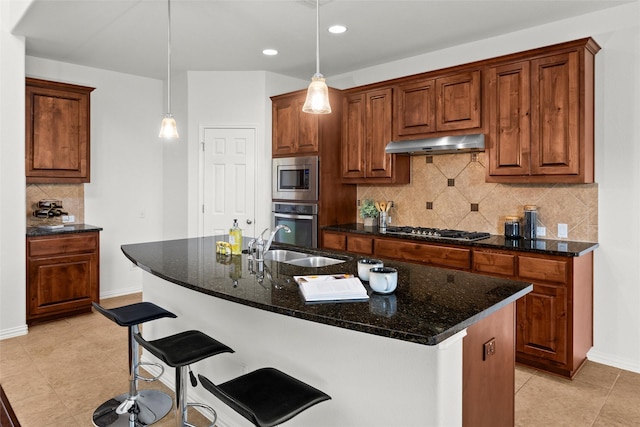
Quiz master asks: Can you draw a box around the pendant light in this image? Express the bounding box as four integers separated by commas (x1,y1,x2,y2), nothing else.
159,0,179,139
302,0,331,114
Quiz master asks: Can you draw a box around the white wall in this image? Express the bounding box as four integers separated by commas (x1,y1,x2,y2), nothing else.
329,3,640,373
0,2,27,339
25,57,165,299
184,71,306,238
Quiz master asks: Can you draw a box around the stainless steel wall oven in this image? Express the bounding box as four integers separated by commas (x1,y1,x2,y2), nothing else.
271,202,318,248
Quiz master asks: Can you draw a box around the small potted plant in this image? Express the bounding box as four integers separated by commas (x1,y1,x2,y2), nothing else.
360,199,379,226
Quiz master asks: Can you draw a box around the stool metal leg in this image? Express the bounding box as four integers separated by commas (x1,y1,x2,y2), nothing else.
93,325,173,427
175,366,217,427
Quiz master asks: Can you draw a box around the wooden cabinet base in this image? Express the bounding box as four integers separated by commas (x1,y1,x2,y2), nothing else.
463,303,515,427
26,232,100,325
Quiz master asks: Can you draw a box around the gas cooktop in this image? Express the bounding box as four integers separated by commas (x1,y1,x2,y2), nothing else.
384,226,491,242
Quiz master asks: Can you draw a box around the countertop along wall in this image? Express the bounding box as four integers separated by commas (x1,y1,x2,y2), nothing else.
330,4,640,373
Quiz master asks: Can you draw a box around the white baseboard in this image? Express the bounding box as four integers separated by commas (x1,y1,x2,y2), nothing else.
0,324,28,340
588,349,640,374
99,286,142,300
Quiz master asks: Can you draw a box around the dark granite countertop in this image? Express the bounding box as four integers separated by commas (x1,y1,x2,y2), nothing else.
323,223,599,257
121,235,532,346
26,224,103,237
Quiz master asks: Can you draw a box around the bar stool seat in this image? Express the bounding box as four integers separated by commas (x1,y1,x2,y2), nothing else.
92,302,177,427
134,330,234,427
198,368,331,427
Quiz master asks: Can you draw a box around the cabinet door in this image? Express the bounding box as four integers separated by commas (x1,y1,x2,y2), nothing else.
272,96,318,156
436,70,481,131
346,235,374,255
365,88,393,179
530,51,580,176
487,61,531,176
322,231,346,251
516,283,567,364
27,252,98,321
393,79,436,138
341,93,366,179
26,80,93,183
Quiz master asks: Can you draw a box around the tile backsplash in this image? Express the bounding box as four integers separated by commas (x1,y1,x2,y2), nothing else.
26,184,84,227
358,153,598,242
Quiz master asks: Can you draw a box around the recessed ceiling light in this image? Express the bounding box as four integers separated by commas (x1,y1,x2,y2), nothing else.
262,49,278,56
328,25,347,34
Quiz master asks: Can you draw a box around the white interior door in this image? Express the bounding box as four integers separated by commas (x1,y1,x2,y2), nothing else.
201,127,256,238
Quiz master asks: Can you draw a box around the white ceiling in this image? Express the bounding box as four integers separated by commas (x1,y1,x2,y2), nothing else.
11,0,632,81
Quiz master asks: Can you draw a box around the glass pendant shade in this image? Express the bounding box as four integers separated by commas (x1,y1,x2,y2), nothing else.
159,113,179,139
302,74,331,114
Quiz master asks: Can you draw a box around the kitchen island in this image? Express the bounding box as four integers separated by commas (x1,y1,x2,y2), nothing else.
121,236,532,427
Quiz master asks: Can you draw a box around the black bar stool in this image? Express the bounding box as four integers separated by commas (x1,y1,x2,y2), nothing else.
134,330,234,427
92,301,178,427
198,368,331,427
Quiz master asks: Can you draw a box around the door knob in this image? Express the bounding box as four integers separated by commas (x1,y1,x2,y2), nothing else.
246,219,253,224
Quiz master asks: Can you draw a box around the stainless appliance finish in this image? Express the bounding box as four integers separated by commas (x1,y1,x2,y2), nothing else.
272,202,318,248
272,156,319,201
385,134,485,155
385,226,490,241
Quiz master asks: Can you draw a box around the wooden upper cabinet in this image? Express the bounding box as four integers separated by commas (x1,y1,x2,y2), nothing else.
393,70,481,140
26,78,94,183
486,38,600,183
487,61,531,176
271,90,319,157
393,78,436,137
342,87,410,184
436,70,482,132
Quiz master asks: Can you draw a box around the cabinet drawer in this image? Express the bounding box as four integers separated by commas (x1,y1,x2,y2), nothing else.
473,251,516,277
375,239,470,270
347,235,374,255
518,256,568,285
28,233,98,257
323,232,346,251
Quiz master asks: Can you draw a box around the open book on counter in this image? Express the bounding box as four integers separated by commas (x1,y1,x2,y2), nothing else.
294,274,369,303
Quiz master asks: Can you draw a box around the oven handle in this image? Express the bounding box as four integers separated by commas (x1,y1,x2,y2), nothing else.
273,212,315,220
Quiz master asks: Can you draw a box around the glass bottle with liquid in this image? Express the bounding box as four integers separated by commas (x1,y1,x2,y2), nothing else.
229,219,243,255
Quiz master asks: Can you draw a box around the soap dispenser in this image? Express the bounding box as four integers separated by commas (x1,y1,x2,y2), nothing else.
229,219,243,255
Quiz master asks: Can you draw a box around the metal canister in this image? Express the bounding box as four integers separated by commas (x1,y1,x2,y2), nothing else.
523,205,537,239
504,216,521,239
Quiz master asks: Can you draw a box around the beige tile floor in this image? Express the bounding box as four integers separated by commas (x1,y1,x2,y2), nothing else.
1,293,639,427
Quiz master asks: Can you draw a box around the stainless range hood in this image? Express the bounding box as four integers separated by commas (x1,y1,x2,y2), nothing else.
385,134,485,155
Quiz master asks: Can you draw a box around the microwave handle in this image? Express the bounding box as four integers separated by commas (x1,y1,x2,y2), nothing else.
273,212,315,220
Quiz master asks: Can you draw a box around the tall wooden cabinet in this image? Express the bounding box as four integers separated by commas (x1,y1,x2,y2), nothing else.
341,88,410,184
486,38,600,183
27,232,100,324
26,78,95,183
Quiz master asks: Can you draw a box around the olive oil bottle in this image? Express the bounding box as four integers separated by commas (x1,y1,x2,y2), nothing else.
229,219,243,255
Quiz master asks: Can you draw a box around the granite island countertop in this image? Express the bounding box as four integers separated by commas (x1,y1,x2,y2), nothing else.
26,223,103,237
323,223,599,257
122,235,532,346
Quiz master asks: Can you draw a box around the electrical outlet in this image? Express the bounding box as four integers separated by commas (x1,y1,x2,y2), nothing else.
537,226,546,237
558,223,568,238
483,338,496,360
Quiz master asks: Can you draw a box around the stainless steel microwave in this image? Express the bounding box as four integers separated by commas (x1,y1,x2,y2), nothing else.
272,156,319,201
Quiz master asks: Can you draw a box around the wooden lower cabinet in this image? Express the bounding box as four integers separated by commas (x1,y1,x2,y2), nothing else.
374,237,471,270
26,232,100,324
322,229,593,378
473,249,593,378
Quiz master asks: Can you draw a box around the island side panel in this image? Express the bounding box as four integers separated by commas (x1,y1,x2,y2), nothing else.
142,273,466,427
463,303,515,426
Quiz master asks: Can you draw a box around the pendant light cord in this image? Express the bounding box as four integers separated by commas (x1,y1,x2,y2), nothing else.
167,0,172,114
315,0,320,75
